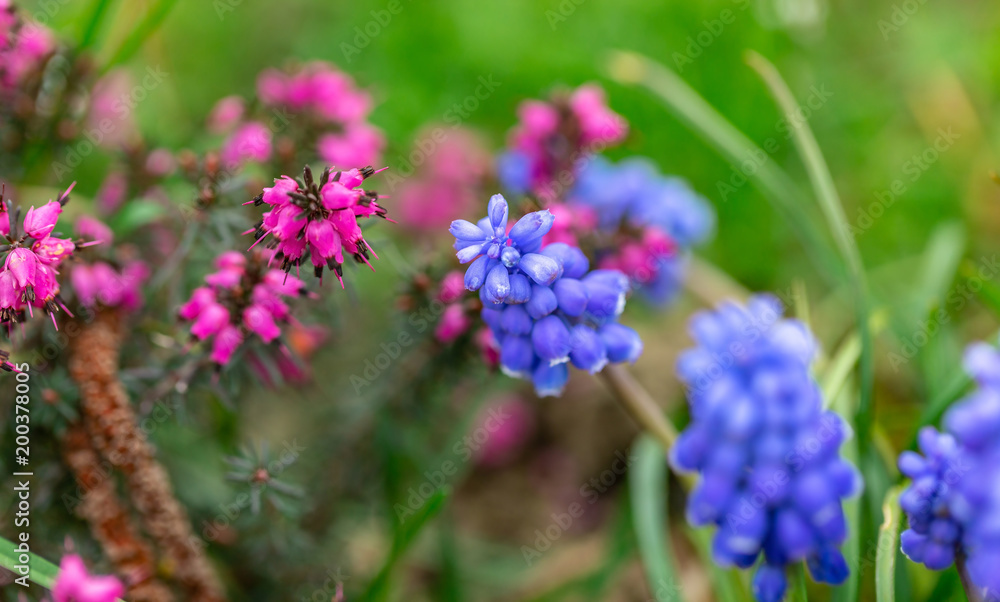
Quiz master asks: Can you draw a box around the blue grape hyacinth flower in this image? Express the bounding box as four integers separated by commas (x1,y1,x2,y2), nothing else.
671,295,862,602
898,340,1000,598
571,156,715,305
451,194,643,396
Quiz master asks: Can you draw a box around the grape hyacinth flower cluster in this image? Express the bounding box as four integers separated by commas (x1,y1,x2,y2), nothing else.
569,156,715,304
179,250,310,365
0,184,82,328
898,340,1000,598
497,84,627,201
246,164,390,285
451,194,642,395
671,296,861,602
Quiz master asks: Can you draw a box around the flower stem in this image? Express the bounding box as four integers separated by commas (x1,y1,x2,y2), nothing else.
957,553,985,602
69,310,225,601
598,364,677,451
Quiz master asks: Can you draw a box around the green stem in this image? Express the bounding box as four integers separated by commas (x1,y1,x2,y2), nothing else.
957,553,985,602
0,536,58,589
744,51,875,451
99,0,179,76
605,50,842,283
789,564,809,602
79,0,117,52
876,486,903,602
598,364,677,452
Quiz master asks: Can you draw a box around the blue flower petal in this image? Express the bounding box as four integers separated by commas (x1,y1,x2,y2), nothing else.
463,255,490,290
531,315,572,365
519,253,562,286
484,264,511,304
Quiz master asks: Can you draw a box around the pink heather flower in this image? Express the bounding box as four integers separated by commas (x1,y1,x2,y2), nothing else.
542,203,598,247
32,236,75,265
476,327,500,368
5,247,36,289
317,122,384,168
473,396,536,468
71,260,148,312
503,84,627,199
211,324,244,364
221,121,272,168
75,215,114,245
180,251,312,366
569,84,628,146
434,303,471,343
437,271,466,304
87,70,138,149
52,554,125,602
96,171,127,214
0,184,78,324
144,148,176,177
248,165,391,285
23,200,61,238
207,95,246,133
179,287,215,320
2,23,55,88
256,68,288,105
191,302,230,340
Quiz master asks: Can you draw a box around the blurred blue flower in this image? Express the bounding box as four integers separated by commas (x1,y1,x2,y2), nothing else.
571,156,715,305
898,341,1000,597
672,295,861,602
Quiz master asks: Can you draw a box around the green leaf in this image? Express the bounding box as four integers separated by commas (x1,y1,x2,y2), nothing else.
789,564,809,602
78,0,117,51
877,486,904,602
605,50,842,283
916,222,965,310
108,199,167,237
744,51,875,460
0,536,60,589
629,435,680,602
99,0,179,75
831,382,861,602
364,488,448,601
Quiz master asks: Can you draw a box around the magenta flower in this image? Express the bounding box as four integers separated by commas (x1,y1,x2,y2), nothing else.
247,165,391,286
0,184,79,325
70,260,149,313
221,121,273,168
52,554,124,602
499,83,627,200
179,250,312,366
207,94,246,134
434,303,471,343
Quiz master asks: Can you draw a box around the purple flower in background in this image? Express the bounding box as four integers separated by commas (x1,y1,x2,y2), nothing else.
569,156,715,305
671,295,861,602
897,341,1000,598
451,194,642,396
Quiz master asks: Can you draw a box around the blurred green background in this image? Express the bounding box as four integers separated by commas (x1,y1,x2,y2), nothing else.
11,0,1000,600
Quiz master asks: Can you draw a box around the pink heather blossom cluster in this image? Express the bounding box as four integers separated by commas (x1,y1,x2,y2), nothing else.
0,1,54,93
213,61,384,169
0,185,78,327
69,216,149,313
434,271,471,343
179,251,309,365
52,553,124,602
397,127,491,231
500,84,627,200
248,165,390,285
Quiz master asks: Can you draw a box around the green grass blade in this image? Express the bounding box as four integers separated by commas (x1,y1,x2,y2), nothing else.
364,489,448,601
0,537,127,602
831,381,861,602
99,0,179,75
605,50,842,283
789,564,809,602
0,536,59,589
629,434,680,602
877,486,904,602
78,0,117,52
744,51,875,453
